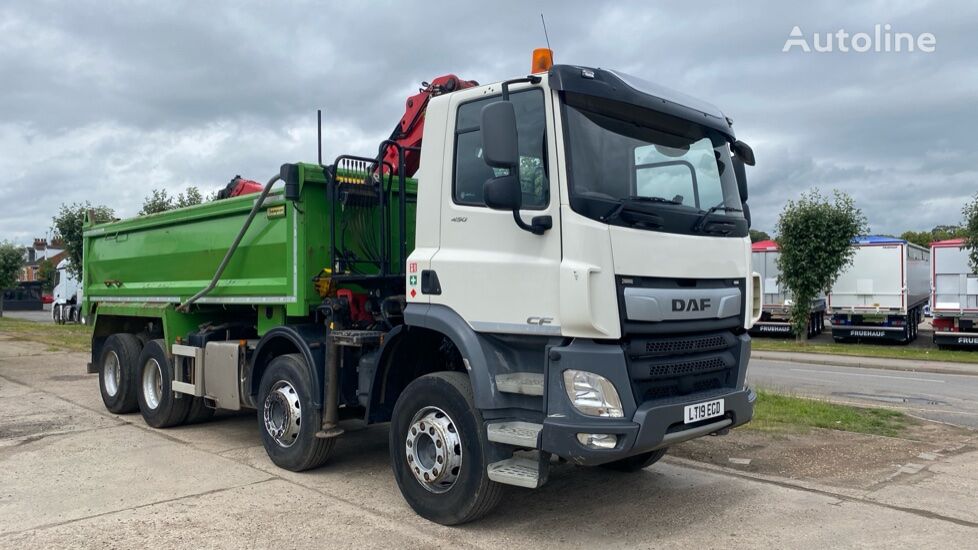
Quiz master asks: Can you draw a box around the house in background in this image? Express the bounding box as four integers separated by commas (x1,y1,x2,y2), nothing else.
18,238,66,283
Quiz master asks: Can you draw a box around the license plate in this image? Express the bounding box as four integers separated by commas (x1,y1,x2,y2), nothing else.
684,398,724,424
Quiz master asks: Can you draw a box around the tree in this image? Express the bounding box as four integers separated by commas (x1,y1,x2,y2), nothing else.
140,189,173,215
37,259,57,293
749,229,771,243
775,189,868,341
0,241,26,318
176,186,203,208
900,225,966,248
141,186,204,215
52,202,115,279
964,192,978,274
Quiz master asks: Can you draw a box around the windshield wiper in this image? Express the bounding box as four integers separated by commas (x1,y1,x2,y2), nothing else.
623,195,683,205
692,202,743,233
600,195,680,223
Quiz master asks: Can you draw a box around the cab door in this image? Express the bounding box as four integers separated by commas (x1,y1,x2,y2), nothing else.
427,84,562,335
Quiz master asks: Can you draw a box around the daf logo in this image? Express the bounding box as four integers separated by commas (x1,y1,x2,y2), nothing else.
672,298,711,312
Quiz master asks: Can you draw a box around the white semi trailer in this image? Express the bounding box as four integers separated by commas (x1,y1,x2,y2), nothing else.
930,238,978,348
749,239,825,337
828,236,929,343
52,258,82,324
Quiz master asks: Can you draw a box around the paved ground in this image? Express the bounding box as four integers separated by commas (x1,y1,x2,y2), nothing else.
1,308,52,323
2,337,978,548
749,358,978,428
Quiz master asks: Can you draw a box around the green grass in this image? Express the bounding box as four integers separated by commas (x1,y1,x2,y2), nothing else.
0,316,92,352
752,338,978,364
749,389,909,437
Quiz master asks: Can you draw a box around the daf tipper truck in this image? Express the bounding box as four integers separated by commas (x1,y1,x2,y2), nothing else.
749,239,825,337
828,236,929,343
82,54,762,524
930,238,978,348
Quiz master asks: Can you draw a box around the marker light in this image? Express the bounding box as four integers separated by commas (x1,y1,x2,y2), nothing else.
531,48,554,73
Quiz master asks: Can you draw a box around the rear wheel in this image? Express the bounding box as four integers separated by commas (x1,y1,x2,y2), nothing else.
98,334,142,414
389,372,502,525
257,354,334,471
601,448,668,472
137,339,191,428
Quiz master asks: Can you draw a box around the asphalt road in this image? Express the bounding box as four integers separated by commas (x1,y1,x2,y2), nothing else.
748,358,978,428
2,305,52,323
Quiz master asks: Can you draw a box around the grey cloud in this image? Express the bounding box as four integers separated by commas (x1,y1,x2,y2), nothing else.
1,0,975,243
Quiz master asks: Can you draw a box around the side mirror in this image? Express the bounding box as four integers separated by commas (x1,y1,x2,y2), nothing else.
732,140,755,166
479,99,552,235
481,102,519,169
484,174,521,210
733,156,748,203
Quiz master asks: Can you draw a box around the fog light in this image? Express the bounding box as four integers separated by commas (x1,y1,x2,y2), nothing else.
577,433,618,450
563,370,623,418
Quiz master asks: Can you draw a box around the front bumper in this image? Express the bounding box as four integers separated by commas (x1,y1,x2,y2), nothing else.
540,337,755,466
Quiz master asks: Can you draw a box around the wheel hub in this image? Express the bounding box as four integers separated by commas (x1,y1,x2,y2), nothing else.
104,350,121,397
405,406,462,493
142,358,163,410
263,381,301,448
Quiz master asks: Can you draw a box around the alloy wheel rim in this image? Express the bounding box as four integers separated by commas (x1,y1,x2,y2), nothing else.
263,380,302,448
405,406,463,494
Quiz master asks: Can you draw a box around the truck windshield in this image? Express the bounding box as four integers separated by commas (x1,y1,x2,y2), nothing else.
562,92,744,235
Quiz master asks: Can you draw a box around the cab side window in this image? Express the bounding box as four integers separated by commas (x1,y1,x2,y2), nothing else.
453,89,549,209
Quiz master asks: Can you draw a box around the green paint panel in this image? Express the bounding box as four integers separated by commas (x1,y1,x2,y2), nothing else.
83,163,418,321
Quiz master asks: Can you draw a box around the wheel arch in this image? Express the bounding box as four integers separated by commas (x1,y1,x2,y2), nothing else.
250,325,326,409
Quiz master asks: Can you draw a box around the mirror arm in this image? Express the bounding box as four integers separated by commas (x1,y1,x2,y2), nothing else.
500,75,542,100
512,211,551,235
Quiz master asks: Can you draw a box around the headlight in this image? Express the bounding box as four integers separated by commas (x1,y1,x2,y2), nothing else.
562,370,623,418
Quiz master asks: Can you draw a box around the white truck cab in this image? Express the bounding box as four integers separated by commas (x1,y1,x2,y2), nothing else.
404,64,762,487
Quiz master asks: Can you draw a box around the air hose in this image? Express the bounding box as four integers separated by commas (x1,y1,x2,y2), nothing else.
177,174,282,312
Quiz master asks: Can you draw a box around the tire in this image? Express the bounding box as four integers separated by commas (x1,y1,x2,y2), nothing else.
137,339,191,428
601,448,668,472
389,371,503,525
257,354,334,472
185,397,216,424
98,333,142,414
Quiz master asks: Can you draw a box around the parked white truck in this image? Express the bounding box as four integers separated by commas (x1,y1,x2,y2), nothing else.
749,239,825,337
51,258,82,324
828,236,929,343
82,57,764,524
930,238,978,348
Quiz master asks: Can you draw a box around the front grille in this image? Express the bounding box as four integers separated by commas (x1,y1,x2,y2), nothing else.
632,332,735,357
626,331,741,403
647,356,727,378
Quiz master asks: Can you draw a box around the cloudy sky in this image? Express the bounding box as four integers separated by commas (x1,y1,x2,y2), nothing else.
1,0,975,243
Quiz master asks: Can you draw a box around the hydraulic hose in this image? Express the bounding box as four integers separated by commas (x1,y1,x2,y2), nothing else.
177,174,282,312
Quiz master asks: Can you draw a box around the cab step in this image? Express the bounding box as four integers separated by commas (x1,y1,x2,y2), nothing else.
495,373,544,396
487,453,545,489
486,421,542,448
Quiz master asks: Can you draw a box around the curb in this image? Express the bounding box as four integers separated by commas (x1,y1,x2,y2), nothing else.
751,351,978,377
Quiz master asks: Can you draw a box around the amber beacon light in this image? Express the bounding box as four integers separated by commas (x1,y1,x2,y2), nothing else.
531,48,554,73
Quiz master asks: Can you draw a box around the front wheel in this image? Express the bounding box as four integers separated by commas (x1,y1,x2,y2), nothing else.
600,448,668,472
257,354,334,472
389,371,502,525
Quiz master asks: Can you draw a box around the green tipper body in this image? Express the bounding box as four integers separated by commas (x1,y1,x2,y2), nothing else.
82,163,416,342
